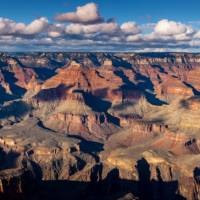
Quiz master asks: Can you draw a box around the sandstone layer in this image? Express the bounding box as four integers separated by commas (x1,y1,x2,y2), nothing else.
0,52,200,200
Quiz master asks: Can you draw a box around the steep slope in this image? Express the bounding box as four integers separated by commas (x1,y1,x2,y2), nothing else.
0,52,200,199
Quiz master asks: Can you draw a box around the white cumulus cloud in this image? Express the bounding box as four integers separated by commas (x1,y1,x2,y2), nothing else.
121,22,140,34
0,17,49,35
65,22,118,35
23,17,49,35
55,3,103,24
0,18,26,35
154,19,194,36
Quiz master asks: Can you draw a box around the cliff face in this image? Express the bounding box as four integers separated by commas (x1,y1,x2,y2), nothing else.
1,52,200,199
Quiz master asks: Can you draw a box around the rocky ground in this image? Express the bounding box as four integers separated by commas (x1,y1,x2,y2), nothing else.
0,52,200,199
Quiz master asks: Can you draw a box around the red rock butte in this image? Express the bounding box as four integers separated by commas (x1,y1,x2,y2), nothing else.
0,52,200,200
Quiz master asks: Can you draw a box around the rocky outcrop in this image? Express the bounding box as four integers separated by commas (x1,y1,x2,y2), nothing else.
1,52,200,199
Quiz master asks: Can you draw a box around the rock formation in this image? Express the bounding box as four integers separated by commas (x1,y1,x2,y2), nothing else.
0,52,200,199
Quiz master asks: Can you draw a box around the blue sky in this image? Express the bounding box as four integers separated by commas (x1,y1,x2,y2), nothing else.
0,0,200,51
1,0,200,24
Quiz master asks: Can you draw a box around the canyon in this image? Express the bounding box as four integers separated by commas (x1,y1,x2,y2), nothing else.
0,52,200,199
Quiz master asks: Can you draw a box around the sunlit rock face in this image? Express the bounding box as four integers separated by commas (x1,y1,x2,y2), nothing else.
1,52,200,199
